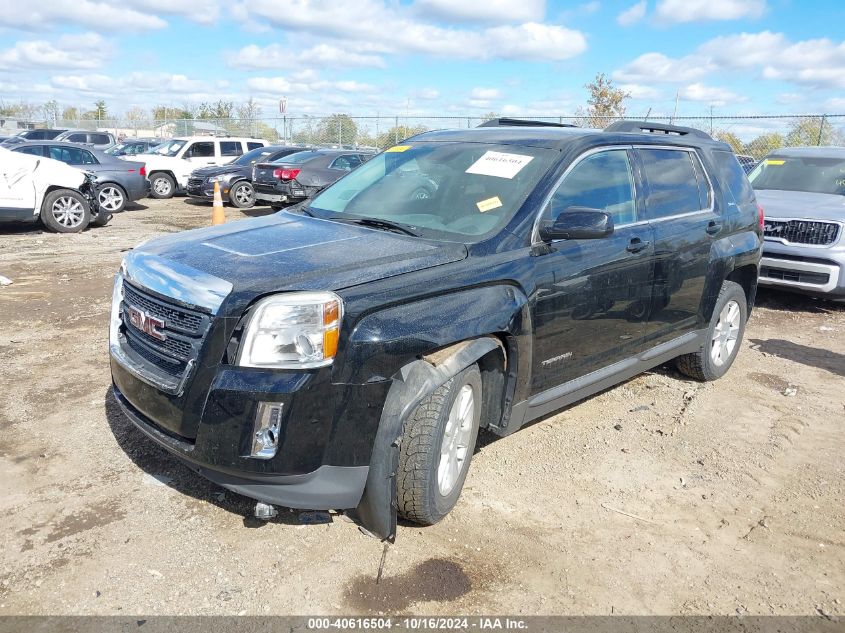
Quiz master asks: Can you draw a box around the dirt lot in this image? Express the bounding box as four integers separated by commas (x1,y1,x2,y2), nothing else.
0,198,842,617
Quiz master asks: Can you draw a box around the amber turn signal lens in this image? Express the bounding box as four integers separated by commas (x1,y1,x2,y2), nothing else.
323,328,340,358
323,300,340,326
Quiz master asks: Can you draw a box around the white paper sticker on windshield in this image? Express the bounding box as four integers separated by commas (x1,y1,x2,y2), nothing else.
466,151,534,179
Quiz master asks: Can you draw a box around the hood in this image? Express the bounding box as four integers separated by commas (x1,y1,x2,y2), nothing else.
129,212,468,315
190,164,249,178
755,189,845,222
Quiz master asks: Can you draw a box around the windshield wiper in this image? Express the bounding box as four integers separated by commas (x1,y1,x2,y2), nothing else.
329,216,419,237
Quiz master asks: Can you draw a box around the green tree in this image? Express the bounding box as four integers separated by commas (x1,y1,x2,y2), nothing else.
575,73,630,128
714,130,744,154
375,124,428,150
316,114,358,145
152,105,193,120
62,106,80,122
785,116,844,147
743,132,785,159
197,100,234,120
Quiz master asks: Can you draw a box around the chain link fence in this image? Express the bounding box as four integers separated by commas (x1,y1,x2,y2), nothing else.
3,113,843,160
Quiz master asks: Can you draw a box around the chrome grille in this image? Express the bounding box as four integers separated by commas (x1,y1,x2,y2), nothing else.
120,281,210,380
764,220,840,246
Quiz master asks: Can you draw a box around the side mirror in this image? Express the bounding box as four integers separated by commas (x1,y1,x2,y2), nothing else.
539,207,614,241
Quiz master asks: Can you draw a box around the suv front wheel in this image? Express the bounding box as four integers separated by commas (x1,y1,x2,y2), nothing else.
149,172,175,199
676,280,748,381
397,364,482,525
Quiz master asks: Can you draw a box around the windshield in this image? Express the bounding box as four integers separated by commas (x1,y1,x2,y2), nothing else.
308,142,555,241
149,140,188,157
749,155,845,195
235,146,277,166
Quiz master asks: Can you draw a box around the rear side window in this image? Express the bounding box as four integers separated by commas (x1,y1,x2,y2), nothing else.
330,154,362,171
637,148,706,220
16,145,45,156
220,141,242,157
49,146,87,164
247,142,263,151
713,150,756,206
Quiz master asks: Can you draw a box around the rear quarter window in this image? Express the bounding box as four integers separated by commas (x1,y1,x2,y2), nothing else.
712,150,756,206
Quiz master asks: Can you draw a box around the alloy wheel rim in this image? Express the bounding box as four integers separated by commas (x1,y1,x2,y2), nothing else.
710,300,741,367
437,384,475,497
98,186,124,212
52,196,85,228
235,185,254,205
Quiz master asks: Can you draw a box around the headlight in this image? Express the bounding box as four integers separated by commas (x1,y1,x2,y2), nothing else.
109,271,124,349
237,292,343,369
208,174,228,183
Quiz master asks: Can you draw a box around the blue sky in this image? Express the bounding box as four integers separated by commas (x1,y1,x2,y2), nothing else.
0,0,843,120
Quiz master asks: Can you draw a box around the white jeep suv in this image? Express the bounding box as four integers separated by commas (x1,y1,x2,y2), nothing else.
135,137,267,199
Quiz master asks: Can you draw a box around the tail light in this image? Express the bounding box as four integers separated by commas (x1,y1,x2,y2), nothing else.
140,165,147,177
273,167,300,181
757,203,765,230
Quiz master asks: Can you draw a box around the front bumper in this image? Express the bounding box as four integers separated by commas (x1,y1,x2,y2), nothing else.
759,241,845,299
186,179,232,202
113,385,369,509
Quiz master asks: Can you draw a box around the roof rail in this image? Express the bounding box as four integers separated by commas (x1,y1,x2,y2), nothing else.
604,120,713,141
478,117,577,129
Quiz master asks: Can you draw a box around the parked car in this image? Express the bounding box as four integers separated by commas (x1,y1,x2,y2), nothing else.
735,154,757,174
11,141,149,218
105,139,160,157
253,149,372,209
187,145,311,209
108,120,762,540
53,130,116,150
749,147,845,302
0,146,102,232
134,136,268,199
0,128,67,146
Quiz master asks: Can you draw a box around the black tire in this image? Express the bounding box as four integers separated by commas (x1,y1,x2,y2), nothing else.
90,211,113,227
270,204,284,211
96,183,127,213
676,280,747,381
40,189,91,233
397,365,482,525
229,181,255,209
149,172,175,199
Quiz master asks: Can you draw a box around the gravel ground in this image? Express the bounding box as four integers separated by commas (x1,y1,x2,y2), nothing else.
0,198,842,616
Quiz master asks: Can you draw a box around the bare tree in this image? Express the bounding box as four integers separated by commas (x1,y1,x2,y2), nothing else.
575,73,630,129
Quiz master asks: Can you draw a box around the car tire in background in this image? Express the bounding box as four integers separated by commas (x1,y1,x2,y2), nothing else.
229,181,255,209
397,364,482,525
676,280,748,381
97,184,127,213
40,189,91,233
149,172,175,199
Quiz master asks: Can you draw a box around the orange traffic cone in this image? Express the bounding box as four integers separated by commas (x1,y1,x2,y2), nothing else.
212,181,225,225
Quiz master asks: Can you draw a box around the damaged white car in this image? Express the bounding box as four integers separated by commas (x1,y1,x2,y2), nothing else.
0,146,101,233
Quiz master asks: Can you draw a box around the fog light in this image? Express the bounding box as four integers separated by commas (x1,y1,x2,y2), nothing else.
250,402,283,459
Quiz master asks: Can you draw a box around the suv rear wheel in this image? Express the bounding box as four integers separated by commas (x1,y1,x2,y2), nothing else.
149,172,175,199
397,365,482,525
40,189,90,233
676,280,747,381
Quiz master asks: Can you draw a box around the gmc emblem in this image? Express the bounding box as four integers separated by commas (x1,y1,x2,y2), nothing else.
126,306,167,341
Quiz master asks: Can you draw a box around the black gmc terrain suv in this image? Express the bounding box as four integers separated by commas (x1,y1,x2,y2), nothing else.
109,120,762,540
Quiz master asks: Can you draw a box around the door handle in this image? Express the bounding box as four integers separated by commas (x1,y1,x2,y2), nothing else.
706,220,723,235
626,237,651,254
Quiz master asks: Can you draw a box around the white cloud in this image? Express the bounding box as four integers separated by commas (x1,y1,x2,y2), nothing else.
413,0,545,24
50,72,216,96
655,0,766,24
615,30,845,91
617,1,647,26
470,87,503,100
238,0,586,61
679,82,745,106
228,43,386,70
0,0,167,31
245,75,375,96
618,83,662,100
0,33,110,70
414,88,441,100
614,52,713,83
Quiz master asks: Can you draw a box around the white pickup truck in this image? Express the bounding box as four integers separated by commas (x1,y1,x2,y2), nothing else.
0,147,101,232
133,137,268,199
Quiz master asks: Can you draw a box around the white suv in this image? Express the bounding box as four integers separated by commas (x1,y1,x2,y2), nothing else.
135,137,268,199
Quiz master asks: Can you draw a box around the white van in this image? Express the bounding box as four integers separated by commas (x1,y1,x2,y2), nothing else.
135,137,268,199
0,147,102,233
